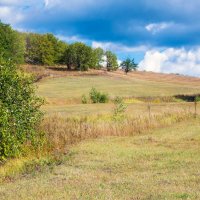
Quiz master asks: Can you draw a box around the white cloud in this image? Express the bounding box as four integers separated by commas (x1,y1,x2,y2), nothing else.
44,0,49,7
0,0,24,6
0,6,24,24
43,0,106,12
139,48,200,76
56,34,88,43
145,22,173,34
92,41,148,52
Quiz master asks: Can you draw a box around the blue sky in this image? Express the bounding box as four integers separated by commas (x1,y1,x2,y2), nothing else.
1,0,200,76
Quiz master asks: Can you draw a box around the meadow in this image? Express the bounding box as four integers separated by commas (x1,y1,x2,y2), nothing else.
1,68,200,199
37,73,200,104
1,119,200,199
37,69,200,117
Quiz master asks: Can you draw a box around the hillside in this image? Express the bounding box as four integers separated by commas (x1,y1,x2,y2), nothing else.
36,68,200,101
31,66,200,117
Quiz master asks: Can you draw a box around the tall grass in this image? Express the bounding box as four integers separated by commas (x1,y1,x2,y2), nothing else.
0,110,194,181
41,111,193,154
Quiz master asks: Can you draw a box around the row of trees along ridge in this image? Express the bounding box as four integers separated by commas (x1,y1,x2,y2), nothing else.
0,21,138,72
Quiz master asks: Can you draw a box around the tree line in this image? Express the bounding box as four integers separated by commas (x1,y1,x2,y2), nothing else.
0,21,119,71
0,21,138,72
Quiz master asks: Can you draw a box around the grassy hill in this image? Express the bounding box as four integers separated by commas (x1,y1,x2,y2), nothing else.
35,69,200,116
37,71,200,102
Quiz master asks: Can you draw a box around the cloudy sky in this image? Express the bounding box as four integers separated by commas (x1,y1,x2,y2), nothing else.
1,0,200,76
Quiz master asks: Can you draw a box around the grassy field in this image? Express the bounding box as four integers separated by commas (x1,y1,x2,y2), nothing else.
1,69,200,199
37,75,200,103
36,70,200,118
1,119,200,199
43,102,199,117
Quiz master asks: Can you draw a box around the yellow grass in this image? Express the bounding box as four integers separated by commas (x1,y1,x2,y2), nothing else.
1,118,200,199
37,75,200,103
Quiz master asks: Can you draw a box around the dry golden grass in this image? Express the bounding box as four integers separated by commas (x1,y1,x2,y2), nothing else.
109,70,200,86
22,64,107,82
23,64,200,87
1,118,200,199
0,111,194,183
40,111,193,155
42,102,199,117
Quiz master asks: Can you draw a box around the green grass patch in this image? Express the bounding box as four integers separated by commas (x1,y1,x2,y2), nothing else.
1,119,200,199
37,76,200,101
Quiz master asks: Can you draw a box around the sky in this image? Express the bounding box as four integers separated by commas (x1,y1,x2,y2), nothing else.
0,0,200,76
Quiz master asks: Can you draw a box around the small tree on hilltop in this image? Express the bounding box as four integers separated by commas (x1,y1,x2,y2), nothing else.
120,58,138,74
0,58,43,160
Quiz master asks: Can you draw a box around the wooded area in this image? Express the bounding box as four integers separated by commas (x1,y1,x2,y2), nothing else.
0,21,119,71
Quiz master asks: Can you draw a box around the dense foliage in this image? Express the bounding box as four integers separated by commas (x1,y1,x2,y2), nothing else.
0,22,120,70
64,42,93,71
0,22,25,64
0,59,43,160
25,33,68,65
0,21,121,71
64,43,106,71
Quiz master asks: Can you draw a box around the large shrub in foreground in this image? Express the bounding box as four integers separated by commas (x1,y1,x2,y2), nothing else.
0,59,43,160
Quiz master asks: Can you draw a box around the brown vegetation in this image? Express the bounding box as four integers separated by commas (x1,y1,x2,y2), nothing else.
108,70,200,86
21,64,107,82
41,111,193,155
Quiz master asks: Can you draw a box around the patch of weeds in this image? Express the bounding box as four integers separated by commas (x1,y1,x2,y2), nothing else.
0,152,75,183
113,96,127,121
175,193,190,199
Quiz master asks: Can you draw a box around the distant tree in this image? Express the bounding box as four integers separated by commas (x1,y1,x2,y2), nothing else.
25,33,43,64
64,42,93,71
0,21,25,64
55,40,68,64
64,44,76,70
120,58,138,74
25,33,67,66
90,47,104,69
75,43,93,71
105,51,118,71
40,34,56,65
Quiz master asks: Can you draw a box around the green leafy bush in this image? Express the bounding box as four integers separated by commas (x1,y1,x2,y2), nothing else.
0,59,43,161
89,88,109,103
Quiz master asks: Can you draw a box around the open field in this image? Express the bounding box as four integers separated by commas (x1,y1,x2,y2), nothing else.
37,72,200,104
35,69,200,120
43,102,199,117
1,67,200,199
1,119,200,199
